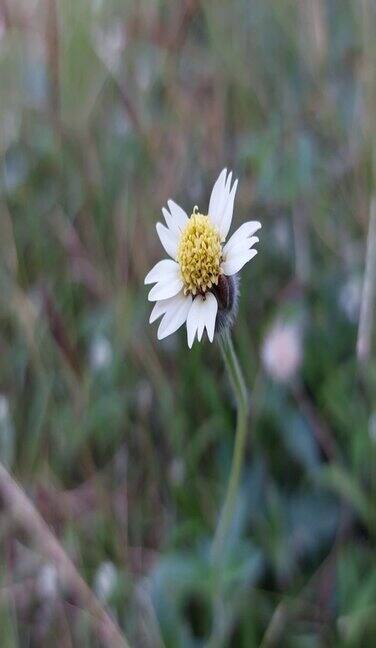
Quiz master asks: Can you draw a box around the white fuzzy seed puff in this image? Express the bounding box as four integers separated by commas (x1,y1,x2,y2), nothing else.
145,169,261,348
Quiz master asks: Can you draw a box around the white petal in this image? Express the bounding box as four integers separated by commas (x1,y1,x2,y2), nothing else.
167,200,188,231
218,171,233,224
221,249,257,276
162,207,180,236
149,299,171,323
197,314,205,342
145,259,180,285
200,292,218,342
223,236,259,259
223,170,233,200
156,222,179,260
225,171,233,192
157,292,192,340
208,168,227,227
186,293,218,348
150,294,185,323
186,300,199,348
219,178,238,239
222,221,262,256
148,275,183,301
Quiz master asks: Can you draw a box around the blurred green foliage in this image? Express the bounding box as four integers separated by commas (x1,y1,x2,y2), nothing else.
0,0,375,646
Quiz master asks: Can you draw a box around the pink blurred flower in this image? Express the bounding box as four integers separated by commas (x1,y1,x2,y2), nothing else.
261,319,303,384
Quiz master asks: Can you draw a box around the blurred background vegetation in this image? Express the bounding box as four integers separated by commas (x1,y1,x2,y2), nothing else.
0,0,376,646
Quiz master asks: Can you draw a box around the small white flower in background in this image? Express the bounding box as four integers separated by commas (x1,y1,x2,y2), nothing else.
89,334,113,371
261,319,303,384
37,564,58,600
338,275,362,324
93,23,126,71
93,561,118,602
145,169,261,347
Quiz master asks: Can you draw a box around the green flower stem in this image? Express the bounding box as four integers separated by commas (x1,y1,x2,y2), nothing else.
211,328,249,564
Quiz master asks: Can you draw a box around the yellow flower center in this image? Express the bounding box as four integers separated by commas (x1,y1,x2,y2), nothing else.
177,209,222,295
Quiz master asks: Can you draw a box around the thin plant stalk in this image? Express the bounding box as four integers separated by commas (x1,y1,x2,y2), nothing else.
358,0,376,363
357,196,376,366
211,328,249,564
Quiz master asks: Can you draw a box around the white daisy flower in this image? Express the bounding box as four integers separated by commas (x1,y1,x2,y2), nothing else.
145,169,261,347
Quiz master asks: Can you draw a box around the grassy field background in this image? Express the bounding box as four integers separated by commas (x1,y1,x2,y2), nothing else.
0,1,376,646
